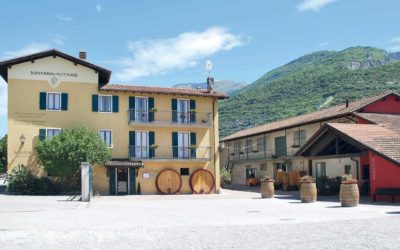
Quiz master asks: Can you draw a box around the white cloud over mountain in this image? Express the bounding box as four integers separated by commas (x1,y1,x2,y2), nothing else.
297,0,336,12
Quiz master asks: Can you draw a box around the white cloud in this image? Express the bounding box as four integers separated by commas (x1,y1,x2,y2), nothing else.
2,43,51,59
0,78,7,116
297,0,336,12
56,14,72,22
51,35,65,45
390,37,400,43
114,26,248,81
389,36,400,52
96,4,102,12
318,41,329,47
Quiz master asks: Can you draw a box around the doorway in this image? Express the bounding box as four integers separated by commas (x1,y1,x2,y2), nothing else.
117,168,129,195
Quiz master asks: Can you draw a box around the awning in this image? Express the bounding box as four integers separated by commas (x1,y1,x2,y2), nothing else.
105,159,144,168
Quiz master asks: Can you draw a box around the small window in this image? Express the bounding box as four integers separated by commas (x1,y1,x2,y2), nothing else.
180,168,189,176
246,167,256,179
345,165,352,175
99,95,112,112
246,139,253,153
260,163,267,171
99,129,112,147
234,141,241,155
46,129,61,139
294,130,306,147
47,93,61,111
257,137,265,152
316,162,326,178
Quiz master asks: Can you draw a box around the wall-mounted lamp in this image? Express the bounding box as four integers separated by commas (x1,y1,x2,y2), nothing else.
20,134,26,145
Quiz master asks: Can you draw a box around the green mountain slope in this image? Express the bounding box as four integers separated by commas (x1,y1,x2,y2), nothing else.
219,46,400,137
174,80,247,96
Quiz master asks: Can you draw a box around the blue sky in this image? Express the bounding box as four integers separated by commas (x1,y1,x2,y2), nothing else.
0,0,399,136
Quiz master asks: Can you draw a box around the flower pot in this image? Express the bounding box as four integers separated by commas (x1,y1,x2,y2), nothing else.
300,182,317,203
261,181,274,198
340,183,359,207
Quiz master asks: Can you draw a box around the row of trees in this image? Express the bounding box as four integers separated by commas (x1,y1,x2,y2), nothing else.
0,135,6,173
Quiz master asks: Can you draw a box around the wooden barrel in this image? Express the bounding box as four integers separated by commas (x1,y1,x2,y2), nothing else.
340,183,359,207
261,181,274,198
156,169,182,194
300,182,317,203
189,169,215,194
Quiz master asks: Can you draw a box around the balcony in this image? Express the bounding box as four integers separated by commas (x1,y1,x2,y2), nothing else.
229,148,297,162
128,145,212,162
128,109,212,128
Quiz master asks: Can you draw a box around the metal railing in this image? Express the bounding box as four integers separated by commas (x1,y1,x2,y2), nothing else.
128,109,212,126
128,145,211,160
229,147,299,162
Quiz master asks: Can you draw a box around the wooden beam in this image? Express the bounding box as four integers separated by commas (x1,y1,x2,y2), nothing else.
306,152,368,160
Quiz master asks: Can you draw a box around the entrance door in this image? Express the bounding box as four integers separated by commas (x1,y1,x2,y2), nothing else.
117,168,129,195
135,97,148,122
177,99,189,124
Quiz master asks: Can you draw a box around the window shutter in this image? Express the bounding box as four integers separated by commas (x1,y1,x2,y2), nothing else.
39,92,47,110
129,131,135,158
190,99,196,123
148,97,154,122
171,99,177,123
112,96,119,113
39,129,46,141
149,131,155,158
129,168,136,195
92,95,98,112
275,136,287,156
61,93,68,111
172,132,178,158
109,168,116,195
190,132,196,158
129,97,135,109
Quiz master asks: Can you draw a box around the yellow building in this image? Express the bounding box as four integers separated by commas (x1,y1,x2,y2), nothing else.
0,49,228,195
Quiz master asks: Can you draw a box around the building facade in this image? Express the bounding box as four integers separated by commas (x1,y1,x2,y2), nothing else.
0,50,227,195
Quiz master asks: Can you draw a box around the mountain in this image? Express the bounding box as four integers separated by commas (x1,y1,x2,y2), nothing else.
219,46,400,137
173,80,247,96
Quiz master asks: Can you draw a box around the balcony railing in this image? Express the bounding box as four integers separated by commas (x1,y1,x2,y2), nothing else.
128,145,211,161
128,109,212,127
229,147,298,162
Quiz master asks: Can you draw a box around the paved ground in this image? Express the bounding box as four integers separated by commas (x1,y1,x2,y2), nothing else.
0,187,399,249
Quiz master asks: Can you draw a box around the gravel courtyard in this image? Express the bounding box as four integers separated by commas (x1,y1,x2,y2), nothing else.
0,188,399,250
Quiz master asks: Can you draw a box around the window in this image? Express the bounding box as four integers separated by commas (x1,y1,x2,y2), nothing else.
257,137,265,152
180,168,189,176
99,129,112,147
246,167,256,179
316,162,326,178
47,93,61,111
99,95,112,112
260,163,267,171
246,139,253,153
178,132,190,158
135,97,148,122
234,141,241,155
345,165,352,175
135,131,148,158
177,99,190,124
275,136,287,156
46,129,61,139
294,130,306,147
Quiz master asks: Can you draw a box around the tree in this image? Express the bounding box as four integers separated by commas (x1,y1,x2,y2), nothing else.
35,127,111,188
0,135,7,173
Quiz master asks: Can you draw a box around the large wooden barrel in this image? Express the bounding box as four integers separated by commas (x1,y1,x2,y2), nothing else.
340,183,359,207
156,169,182,194
189,169,215,194
300,182,317,203
261,181,274,198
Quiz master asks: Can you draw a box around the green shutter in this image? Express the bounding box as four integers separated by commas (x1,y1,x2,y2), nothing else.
172,99,177,123
109,168,116,195
172,132,178,158
149,131,155,158
129,131,135,158
61,93,68,111
92,95,98,112
129,97,135,109
129,97,135,122
190,99,196,123
39,129,46,141
275,136,287,156
190,132,196,158
129,168,136,195
148,97,154,122
39,92,47,110
112,96,119,113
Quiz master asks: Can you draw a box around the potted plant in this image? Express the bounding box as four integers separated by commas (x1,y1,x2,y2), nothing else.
150,108,158,112
260,176,274,198
150,144,159,149
340,174,359,207
190,109,197,113
299,175,317,203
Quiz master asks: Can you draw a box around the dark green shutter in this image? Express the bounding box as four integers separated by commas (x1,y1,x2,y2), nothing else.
129,131,135,158
129,97,135,122
109,168,116,195
172,99,177,123
190,132,196,158
148,97,154,122
39,129,46,141
112,96,119,113
39,92,47,110
275,136,287,156
190,100,196,123
61,93,68,111
129,168,136,195
92,95,98,112
149,131,155,158
172,132,178,158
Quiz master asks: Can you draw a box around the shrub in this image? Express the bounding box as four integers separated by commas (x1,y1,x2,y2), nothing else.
316,176,341,195
341,174,358,184
299,175,314,183
220,167,232,186
0,135,7,173
261,176,274,182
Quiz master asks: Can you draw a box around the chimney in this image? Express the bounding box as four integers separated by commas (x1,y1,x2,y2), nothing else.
207,77,214,93
79,51,87,60
345,99,349,108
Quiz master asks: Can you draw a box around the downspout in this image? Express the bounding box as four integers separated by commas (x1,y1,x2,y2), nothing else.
351,157,359,180
212,97,217,192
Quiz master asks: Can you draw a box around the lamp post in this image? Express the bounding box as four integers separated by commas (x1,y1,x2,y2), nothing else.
20,134,26,145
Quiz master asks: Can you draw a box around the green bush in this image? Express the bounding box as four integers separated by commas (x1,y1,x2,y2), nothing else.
7,165,62,195
316,176,341,195
0,135,7,173
220,167,232,187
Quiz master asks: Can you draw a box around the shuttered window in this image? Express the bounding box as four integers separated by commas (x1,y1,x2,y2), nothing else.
274,136,287,156
99,95,112,112
40,92,68,111
99,129,112,147
293,130,306,147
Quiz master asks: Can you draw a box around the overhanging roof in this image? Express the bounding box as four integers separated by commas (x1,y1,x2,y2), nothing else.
105,159,144,168
0,49,111,84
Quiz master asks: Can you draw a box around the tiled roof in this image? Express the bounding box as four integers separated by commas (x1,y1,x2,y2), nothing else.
99,84,229,99
223,91,399,141
324,123,400,165
105,159,144,168
354,113,400,133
